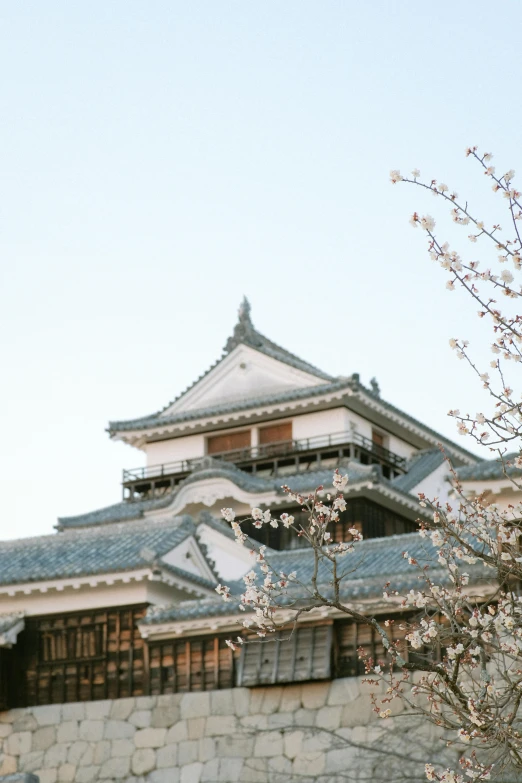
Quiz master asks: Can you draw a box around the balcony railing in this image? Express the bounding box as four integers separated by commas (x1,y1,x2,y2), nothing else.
122,431,407,500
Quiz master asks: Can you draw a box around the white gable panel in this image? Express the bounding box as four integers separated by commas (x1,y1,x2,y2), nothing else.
160,536,216,581
163,345,324,415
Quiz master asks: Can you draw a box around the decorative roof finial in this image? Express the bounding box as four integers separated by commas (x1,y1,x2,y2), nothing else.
370,377,381,397
224,296,261,353
238,296,252,325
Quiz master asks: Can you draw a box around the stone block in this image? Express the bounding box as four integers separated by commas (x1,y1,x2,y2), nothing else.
232,688,250,717
19,750,44,773
12,715,37,733
131,749,156,776
216,734,253,758
109,698,135,721
293,752,325,776
327,678,360,706
128,710,151,728
180,762,202,783
151,704,179,728
316,705,342,731
197,737,215,763
112,739,134,757
267,711,294,729
280,684,302,712
93,741,111,766
85,700,111,720
0,710,24,725
56,721,78,744
32,706,61,727
187,718,205,740
104,720,136,740
210,690,234,715
0,725,13,739
248,689,265,714
75,766,100,783
148,768,180,783
178,740,198,766
301,682,329,710
294,708,315,727
341,695,373,728
166,721,188,743
78,745,94,767
44,744,68,768
301,731,332,753
61,702,85,722
201,758,219,783
283,730,303,759
79,720,104,742
180,693,210,720
0,776,39,783
134,696,156,710
5,731,32,756
134,728,166,748
157,693,182,708
66,741,89,765
240,714,268,730
35,770,58,783
254,730,283,757
57,763,76,782
240,758,267,782
325,747,357,773
260,687,283,714
205,715,236,736
268,755,292,776
32,727,56,752
99,756,131,779
217,758,243,781
156,743,177,769
0,755,17,776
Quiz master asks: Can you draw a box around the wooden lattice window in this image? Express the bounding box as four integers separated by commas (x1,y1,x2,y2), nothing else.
149,636,234,694
207,429,251,455
334,617,410,677
237,625,332,687
258,422,293,445
17,606,147,707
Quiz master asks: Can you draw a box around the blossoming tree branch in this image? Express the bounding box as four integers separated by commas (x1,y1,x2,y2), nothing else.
217,148,522,783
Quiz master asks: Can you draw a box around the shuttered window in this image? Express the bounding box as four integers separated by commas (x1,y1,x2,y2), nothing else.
149,636,234,694
207,430,251,455
258,422,293,445
335,619,409,677
237,625,332,687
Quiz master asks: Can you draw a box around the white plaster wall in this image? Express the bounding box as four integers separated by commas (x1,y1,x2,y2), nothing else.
386,434,417,461
408,461,451,505
0,581,194,617
145,435,206,468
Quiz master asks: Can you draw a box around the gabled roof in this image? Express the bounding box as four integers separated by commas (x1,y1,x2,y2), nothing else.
392,449,446,493
109,298,333,435
455,452,521,482
0,517,212,587
141,531,449,625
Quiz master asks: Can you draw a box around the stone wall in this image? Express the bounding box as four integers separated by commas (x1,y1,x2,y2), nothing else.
0,677,435,783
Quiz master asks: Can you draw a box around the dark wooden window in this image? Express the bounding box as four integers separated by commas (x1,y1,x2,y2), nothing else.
207,429,251,455
334,617,414,677
149,636,234,694
15,605,147,707
237,625,332,687
372,430,385,449
242,499,417,550
258,422,293,445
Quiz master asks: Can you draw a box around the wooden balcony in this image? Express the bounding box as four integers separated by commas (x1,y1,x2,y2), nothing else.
122,431,407,501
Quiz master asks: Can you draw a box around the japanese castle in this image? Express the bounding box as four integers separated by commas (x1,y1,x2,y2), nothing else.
0,299,480,712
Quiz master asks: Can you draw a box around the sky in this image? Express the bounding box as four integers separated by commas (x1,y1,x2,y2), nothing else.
1,1,521,540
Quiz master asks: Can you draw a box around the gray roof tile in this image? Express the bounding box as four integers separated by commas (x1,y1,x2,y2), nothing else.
456,452,520,482
392,449,446,493
0,517,201,586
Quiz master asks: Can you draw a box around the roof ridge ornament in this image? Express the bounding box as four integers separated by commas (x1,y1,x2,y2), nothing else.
224,296,263,353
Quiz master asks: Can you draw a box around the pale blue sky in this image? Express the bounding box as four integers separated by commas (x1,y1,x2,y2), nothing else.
1,1,520,538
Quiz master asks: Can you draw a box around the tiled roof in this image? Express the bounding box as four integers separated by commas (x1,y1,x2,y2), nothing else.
392,449,446,493
57,459,414,530
142,532,449,625
109,298,334,434
0,613,25,634
0,517,205,586
456,452,521,482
